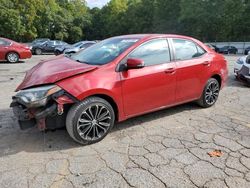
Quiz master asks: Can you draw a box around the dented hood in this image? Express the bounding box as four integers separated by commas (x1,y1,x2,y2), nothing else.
16,56,97,91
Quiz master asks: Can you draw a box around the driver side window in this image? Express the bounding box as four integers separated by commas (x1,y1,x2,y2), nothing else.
128,39,171,66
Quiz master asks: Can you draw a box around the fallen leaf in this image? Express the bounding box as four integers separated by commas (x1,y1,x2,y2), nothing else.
207,149,222,157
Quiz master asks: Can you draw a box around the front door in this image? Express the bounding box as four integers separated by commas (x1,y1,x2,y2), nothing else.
121,39,176,117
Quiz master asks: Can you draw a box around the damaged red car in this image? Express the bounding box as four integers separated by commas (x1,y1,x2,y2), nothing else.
11,34,228,145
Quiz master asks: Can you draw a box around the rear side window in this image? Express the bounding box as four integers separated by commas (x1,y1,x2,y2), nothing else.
128,39,171,66
55,41,62,45
47,41,54,46
172,39,206,61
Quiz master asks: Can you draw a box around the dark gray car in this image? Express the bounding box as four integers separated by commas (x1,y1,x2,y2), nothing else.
31,40,68,55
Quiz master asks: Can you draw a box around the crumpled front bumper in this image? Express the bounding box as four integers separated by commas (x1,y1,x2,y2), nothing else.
10,92,76,130
236,65,250,85
11,103,57,130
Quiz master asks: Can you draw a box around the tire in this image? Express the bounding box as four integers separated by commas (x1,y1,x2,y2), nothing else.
66,97,115,145
197,78,220,108
54,50,61,56
6,52,19,63
35,48,42,55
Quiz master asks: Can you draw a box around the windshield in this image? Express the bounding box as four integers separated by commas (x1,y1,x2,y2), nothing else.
70,37,140,65
73,42,84,47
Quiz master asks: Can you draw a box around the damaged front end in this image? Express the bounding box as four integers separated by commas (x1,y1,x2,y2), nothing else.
10,85,76,130
236,65,250,86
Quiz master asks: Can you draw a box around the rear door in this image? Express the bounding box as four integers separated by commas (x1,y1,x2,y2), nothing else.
44,41,56,52
121,38,176,117
171,38,209,103
0,39,10,60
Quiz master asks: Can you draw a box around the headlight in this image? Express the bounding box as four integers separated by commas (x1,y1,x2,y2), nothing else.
246,55,250,64
236,59,243,65
15,85,62,107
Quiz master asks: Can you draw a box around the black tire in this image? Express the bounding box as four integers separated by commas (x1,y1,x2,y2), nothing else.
35,48,42,55
66,97,115,145
6,52,19,63
54,50,61,56
197,78,220,108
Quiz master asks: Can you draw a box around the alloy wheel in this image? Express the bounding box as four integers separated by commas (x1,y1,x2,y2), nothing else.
7,53,19,63
205,81,219,105
35,48,42,55
77,104,112,141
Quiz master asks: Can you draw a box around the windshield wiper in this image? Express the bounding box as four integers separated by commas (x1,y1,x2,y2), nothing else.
75,59,92,65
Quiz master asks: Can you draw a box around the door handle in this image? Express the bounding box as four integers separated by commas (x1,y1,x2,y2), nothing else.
202,61,211,66
164,68,176,74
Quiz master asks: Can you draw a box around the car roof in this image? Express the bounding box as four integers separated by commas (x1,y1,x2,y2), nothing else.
112,34,198,41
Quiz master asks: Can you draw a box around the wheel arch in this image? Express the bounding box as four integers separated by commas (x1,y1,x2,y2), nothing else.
211,74,222,88
86,94,119,122
5,51,20,60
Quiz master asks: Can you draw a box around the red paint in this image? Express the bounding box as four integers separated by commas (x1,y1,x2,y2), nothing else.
16,56,97,91
16,34,228,122
0,37,32,60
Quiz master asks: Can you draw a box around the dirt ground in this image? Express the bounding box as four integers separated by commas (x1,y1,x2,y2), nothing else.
0,55,249,188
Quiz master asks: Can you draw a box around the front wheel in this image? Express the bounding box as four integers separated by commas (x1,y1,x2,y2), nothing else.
66,97,115,145
6,52,19,63
197,78,220,108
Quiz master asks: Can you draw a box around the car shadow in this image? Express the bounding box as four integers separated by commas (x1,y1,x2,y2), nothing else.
0,61,25,64
0,102,201,157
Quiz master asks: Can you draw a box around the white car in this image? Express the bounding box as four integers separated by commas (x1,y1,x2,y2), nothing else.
234,52,250,85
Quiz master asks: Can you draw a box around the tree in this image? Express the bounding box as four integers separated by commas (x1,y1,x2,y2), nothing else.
0,0,249,42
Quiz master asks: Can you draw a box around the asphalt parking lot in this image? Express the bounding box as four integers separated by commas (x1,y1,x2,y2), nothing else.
0,55,249,188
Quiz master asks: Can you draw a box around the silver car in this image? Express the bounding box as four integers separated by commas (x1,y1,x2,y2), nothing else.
64,41,96,54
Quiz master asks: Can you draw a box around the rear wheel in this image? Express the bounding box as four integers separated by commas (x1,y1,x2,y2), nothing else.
35,48,42,55
54,50,61,55
66,97,115,145
6,52,19,63
197,78,220,108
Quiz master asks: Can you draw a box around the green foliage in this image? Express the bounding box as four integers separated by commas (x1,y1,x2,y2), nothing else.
0,0,249,42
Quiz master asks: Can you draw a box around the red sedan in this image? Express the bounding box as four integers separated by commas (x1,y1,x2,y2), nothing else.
11,34,228,145
0,37,32,63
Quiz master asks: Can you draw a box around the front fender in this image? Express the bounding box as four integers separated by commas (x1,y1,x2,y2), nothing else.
56,70,126,121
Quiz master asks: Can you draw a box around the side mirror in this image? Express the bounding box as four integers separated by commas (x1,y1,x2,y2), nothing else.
126,58,144,70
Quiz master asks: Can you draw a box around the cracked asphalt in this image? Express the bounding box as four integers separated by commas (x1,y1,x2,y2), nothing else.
0,55,249,188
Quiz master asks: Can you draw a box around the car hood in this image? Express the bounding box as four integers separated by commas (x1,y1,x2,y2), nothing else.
16,56,97,91
65,47,79,51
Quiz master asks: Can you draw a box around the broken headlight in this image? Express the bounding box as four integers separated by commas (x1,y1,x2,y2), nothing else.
15,85,62,107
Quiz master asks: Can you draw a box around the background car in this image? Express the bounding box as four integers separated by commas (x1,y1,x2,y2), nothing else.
31,40,68,55
54,41,96,55
244,46,250,55
31,38,50,45
0,37,32,63
218,46,238,54
11,34,228,145
234,53,250,85
63,41,96,55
